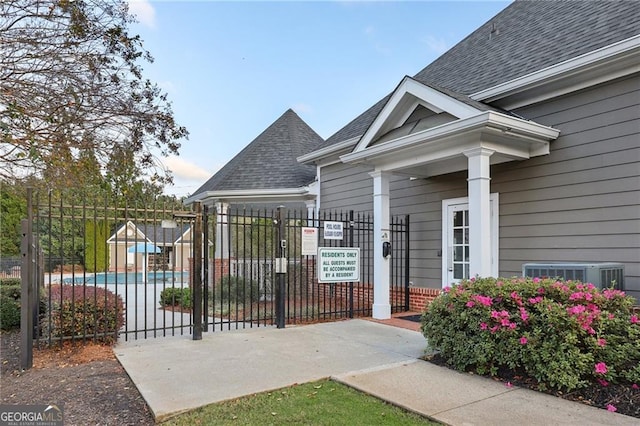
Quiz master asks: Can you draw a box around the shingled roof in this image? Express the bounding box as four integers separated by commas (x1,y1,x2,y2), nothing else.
192,109,323,196
322,0,640,147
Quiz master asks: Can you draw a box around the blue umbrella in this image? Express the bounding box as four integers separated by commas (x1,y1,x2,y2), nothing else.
127,242,161,254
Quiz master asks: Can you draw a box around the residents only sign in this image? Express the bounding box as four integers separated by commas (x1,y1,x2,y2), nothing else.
318,247,360,283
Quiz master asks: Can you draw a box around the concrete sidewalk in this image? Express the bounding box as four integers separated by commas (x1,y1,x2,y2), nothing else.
115,319,637,425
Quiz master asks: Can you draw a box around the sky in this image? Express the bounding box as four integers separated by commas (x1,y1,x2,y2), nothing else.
126,0,511,197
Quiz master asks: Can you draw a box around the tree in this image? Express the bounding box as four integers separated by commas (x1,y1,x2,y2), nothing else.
0,0,188,186
0,183,25,256
84,219,109,272
104,144,164,204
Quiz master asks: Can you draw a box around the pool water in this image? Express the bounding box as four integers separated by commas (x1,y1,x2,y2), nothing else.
62,271,189,285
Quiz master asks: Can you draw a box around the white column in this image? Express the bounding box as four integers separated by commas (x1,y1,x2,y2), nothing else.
142,255,148,284
215,201,230,259
464,148,494,278
304,199,316,222
370,170,391,319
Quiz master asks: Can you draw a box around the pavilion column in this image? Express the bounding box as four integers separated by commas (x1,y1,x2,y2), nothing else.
370,170,391,319
304,199,316,222
464,148,494,278
215,201,230,259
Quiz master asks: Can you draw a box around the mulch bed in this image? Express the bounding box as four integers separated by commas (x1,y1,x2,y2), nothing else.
1,330,154,425
425,352,640,419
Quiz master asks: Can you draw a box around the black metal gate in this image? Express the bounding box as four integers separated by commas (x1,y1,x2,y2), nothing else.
21,189,410,350
204,207,410,331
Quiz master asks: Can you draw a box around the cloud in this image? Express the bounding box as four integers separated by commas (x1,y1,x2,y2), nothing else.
362,25,391,55
163,156,212,182
422,35,449,54
128,0,156,29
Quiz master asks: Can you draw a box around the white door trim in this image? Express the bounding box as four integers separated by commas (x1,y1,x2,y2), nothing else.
442,194,499,287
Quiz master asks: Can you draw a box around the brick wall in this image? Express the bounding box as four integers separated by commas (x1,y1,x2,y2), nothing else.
314,281,441,313
407,287,442,313
210,258,231,282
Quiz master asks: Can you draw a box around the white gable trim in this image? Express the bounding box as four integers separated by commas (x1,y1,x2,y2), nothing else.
353,76,481,153
341,111,560,171
174,226,193,245
106,221,147,243
471,35,640,109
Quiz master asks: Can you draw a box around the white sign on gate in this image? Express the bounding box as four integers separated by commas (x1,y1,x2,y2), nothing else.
318,247,360,283
323,221,343,240
301,227,318,256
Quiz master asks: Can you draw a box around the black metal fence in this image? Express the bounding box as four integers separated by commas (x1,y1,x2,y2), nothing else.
20,190,410,353
205,207,410,331
22,190,196,351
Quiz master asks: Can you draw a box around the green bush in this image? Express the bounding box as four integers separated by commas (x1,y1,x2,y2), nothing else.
43,284,124,342
0,280,20,299
213,276,260,305
1,279,21,330
0,279,48,330
0,294,20,330
0,278,21,288
421,277,640,392
159,287,192,309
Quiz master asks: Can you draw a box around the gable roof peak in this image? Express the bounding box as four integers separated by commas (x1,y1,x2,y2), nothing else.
353,76,497,153
190,109,324,198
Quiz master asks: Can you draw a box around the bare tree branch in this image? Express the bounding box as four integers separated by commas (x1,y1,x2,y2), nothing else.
0,0,188,186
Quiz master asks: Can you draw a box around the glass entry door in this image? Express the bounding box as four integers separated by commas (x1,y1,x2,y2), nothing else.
446,202,470,283
442,194,498,286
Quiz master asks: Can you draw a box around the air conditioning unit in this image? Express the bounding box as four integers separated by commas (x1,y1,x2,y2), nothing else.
522,263,625,290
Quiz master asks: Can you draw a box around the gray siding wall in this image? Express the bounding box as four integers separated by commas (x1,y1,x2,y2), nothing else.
497,73,640,300
320,162,374,212
320,162,468,288
389,173,467,288
318,74,639,300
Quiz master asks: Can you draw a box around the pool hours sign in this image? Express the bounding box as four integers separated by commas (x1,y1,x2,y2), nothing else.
323,221,343,240
318,247,360,283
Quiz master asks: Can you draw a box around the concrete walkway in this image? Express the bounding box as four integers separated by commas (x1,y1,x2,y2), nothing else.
115,319,637,425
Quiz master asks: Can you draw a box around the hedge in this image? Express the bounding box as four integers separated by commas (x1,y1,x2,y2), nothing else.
159,286,192,310
213,276,261,305
43,284,124,342
422,277,640,392
0,279,21,330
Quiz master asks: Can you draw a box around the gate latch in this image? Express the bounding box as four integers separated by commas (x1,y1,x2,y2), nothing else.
275,258,287,274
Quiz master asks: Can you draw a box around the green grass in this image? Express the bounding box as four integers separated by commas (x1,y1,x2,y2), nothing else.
165,379,439,425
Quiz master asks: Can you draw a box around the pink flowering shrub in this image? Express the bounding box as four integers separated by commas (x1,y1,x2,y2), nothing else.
421,277,640,391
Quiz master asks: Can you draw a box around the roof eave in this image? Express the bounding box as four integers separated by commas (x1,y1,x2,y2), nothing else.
297,137,360,164
471,35,640,109
185,187,315,206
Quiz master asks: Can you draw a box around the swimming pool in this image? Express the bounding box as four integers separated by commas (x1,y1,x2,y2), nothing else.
62,271,189,285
